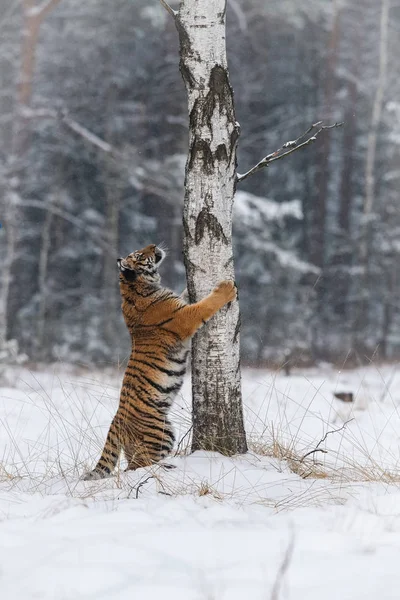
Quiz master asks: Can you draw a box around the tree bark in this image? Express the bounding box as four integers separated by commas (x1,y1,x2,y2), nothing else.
176,0,247,455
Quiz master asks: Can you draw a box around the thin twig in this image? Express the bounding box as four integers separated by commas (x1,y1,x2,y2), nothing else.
299,447,328,462
127,475,155,499
237,121,344,183
299,419,353,463
174,425,193,456
159,0,177,18
270,532,295,600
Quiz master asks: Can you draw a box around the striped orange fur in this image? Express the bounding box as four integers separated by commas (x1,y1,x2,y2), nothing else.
82,244,236,479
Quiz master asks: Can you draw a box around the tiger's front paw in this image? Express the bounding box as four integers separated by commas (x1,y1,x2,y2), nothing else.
213,280,237,305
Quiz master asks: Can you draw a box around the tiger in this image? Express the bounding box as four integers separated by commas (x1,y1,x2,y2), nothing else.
82,244,236,480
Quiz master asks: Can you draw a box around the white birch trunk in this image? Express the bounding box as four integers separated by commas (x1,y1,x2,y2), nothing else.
177,0,247,454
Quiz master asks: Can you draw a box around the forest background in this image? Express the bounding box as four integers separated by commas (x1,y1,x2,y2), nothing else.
1,0,399,367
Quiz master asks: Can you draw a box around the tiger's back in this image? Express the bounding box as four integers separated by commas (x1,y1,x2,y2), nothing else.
82,244,236,480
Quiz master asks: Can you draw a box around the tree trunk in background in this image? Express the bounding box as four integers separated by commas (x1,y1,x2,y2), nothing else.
363,0,389,231
354,0,389,348
0,190,18,347
0,0,61,349
331,2,363,320
102,83,121,351
310,0,340,270
36,195,53,353
177,0,247,455
13,0,61,156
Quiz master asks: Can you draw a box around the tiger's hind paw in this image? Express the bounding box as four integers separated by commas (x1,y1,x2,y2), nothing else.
81,469,111,481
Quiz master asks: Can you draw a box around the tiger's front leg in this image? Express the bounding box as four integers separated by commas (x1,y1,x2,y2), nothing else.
170,280,236,340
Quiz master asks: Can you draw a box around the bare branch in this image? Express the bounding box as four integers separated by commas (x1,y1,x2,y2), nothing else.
60,110,115,154
299,419,353,463
237,121,344,183
299,447,328,462
174,425,193,456
159,0,177,19
132,475,155,499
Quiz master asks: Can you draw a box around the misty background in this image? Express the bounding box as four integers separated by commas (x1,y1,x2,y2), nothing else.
0,0,399,367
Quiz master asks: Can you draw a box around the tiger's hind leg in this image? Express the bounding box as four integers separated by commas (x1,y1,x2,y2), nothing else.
82,413,127,480
124,419,175,471
123,437,153,471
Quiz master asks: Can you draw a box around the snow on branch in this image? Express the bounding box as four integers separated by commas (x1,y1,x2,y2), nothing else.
237,121,344,183
159,0,177,19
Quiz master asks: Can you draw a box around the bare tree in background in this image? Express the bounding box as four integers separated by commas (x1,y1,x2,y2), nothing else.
0,0,61,351
354,0,390,348
311,0,340,271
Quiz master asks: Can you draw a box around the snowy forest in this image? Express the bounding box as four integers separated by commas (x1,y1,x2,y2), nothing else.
1,0,400,367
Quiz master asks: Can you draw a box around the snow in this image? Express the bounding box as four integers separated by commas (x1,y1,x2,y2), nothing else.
1,363,400,599
235,191,303,225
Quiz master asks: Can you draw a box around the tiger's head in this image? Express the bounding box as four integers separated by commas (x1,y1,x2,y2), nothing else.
117,244,165,285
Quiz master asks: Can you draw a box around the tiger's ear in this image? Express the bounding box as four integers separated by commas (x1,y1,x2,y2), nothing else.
117,258,137,282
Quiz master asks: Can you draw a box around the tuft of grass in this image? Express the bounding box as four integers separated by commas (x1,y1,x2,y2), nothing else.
197,480,223,500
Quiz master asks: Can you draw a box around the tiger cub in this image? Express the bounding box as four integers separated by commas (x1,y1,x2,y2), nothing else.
82,244,236,479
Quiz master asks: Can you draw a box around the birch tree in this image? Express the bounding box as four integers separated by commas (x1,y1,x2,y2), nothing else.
168,0,247,454
160,0,341,454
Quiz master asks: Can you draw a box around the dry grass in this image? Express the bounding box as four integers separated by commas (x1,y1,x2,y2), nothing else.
249,426,400,486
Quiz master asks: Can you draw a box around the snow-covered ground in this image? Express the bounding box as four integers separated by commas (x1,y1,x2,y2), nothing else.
1,362,400,599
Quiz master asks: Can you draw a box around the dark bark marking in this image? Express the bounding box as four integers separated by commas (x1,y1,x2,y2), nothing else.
233,313,241,345
179,60,196,89
230,124,240,162
182,213,193,242
204,65,235,130
220,0,228,24
189,138,214,174
215,143,228,162
176,17,192,56
223,255,234,269
195,207,228,246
